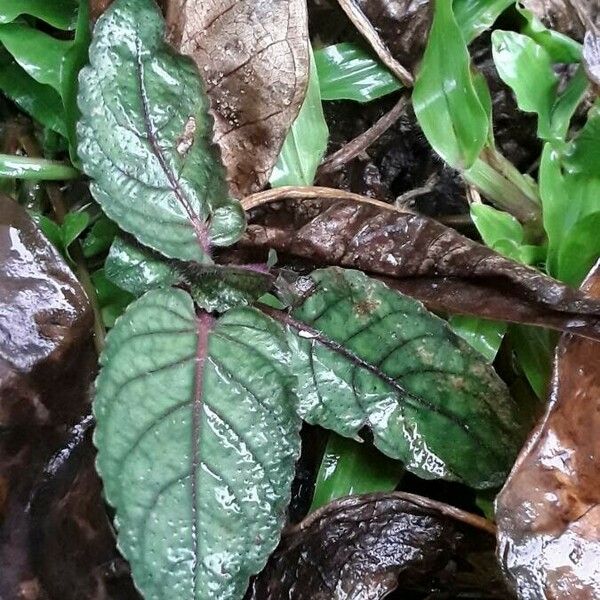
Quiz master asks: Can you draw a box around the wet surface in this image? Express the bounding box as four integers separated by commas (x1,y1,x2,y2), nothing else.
496,261,600,599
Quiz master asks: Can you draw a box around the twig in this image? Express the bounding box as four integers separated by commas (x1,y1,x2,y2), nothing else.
242,185,410,213
318,95,408,175
335,0,414,87
395,173,439,209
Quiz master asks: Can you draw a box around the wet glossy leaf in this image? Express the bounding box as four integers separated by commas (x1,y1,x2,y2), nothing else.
453,0,514,43
105,236,182,298
449,315,506,362
413,0,489,169
95,288,301,600
315,42,401,103
492,31,558,140
557,212,600,287
166,0,309,197
0,50,67,136
272,267,521,488
517,3,583,62
91,269,135,328
250,492,507,600
238,194,600,341
78,0,245,264
496,262,600,600
270,49,329,188
0,0,78,29
564,101,600,176
310,433,403,511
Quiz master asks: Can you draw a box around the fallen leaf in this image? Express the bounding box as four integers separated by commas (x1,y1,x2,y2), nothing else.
225,190,600,341
496,259,600,599
248,492,510,600
165,0,310,198
0,193,93,427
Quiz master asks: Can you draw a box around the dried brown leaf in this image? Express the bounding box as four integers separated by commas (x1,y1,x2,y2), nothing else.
248,492,510,600
584,30,600,87
227,189,600,341
496,260,600,600
521,0,599,41
165,0,310,198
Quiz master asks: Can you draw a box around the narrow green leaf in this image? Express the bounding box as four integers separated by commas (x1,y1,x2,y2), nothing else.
91,268,135,327
556,212,600,287
550,66,589,141
105,236,182,297
413,0,489,169
517,5,582,64
563,101,600,176
0,0,78,29
62,210,90,251
0,154,78,180
270,48,329,187
95,288,300,600
310,433,403,511
0,50,67,136
492,31,558,140
77,0,245,263
449,315,506,362
452,0,514,43
315,42,401,103
471,203,525,252
274,268,520,488
0,23,70,92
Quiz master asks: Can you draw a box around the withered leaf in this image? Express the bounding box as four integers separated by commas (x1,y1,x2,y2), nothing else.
229,193,600,341
248,492,510,600
496,260,600,599
0,193,93,427
166,0,310,198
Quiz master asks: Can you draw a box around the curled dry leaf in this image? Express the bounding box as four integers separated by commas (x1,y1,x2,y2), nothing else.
248,492,511,600
227,189,600,341
166,0,310,198
0,193,93,427
496,259,600,600
583,30,600,87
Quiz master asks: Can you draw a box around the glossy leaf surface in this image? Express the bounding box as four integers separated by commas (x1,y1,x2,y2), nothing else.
276,268,521,488
270,49,329,188
78,0,245,264
0,0,78,29
95,288,300,600
314,42,401,103
413,0,489,169
453,0,514,43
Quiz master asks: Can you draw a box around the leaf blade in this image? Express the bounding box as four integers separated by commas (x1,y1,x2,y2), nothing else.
95,288,300,599
77,0,245,263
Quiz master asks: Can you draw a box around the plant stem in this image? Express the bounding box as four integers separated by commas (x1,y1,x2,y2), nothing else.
0,154,80,180
464,156,542,229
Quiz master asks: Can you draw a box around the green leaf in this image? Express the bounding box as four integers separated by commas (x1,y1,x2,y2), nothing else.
314,42,401,103
91,268,135,327
413,0,489,169
95,288,300,600
491,31,558,140
449,315,506,362
563,101,600,177
105,236,182,297
33,213,63,249
62,210,90,251
191,267,273,313
310,433,403,511
540,144,600,277
550,66,588,142
452,0,514,44
0,23,69,92
77,0,245,264
0,0,78,29
556,212,600,287
82,214,119,258
270,48,329,187
0,50,67,136
277,268,520,488
517,5,582,64
470,203,525,253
